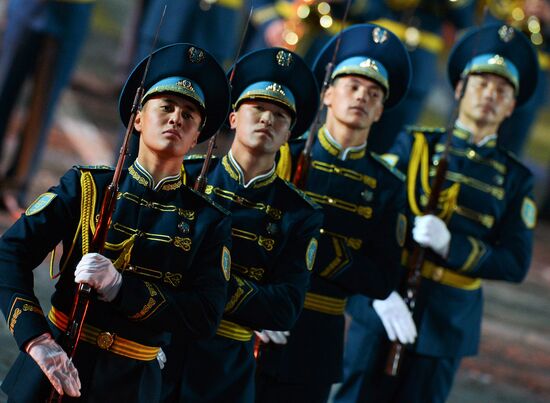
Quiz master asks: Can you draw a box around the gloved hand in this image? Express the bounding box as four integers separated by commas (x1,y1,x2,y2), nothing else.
412,215,451,258
254,330,290,345
74,253,122,302
26,333,81,397
372,291,417,344
156,348,167,370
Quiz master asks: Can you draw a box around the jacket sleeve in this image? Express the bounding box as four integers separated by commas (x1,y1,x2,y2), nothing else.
223,208,323,330
445,172,535,283
322,175,406,299
0,168,81,349
112,213,232,339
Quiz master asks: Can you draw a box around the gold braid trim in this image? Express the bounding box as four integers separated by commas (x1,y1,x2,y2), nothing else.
50,170,98,279
105,234,138,271
276,142,292,181
80,171,97,255
407,133,460,221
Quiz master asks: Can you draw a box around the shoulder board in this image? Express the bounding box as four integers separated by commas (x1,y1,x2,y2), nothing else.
73,164,114,171
503,149,533,176
185,186,230,216
369,152,406,181
405,125,445,136
184,154,219,161
282,180,322,210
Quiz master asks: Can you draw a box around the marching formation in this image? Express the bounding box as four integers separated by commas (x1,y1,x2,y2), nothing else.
0,1,546,402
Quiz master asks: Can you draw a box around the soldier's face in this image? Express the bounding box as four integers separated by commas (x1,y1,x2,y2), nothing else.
324,76,384,131
457,74,516,129
230,100,292,155
134,94,202,160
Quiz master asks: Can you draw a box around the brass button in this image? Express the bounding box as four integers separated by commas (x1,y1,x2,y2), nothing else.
97,332,115,350
432,267,444,282
467,149,476,158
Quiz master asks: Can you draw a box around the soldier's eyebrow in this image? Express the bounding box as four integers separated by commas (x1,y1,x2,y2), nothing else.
160,97,200,114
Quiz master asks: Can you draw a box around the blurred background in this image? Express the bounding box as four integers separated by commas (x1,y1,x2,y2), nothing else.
0,1,549,402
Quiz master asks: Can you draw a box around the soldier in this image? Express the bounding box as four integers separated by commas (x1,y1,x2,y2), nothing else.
162,47,323,402
0,0,95,211
336,23,539,403
0,43,232,402
255,24,412,402
120,0,251,169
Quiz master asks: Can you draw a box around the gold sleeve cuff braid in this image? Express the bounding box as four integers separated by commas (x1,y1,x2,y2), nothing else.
303,292,347,315
215,319,254,341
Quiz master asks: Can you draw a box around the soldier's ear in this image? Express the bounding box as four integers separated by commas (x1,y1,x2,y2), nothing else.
323,85,333,107
134,109,143,133
454,80,464,101
229,111,238,130
190,132,199,149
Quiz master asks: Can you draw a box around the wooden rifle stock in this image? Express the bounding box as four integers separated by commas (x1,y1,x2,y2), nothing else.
194,133,217,193
47,7,165,402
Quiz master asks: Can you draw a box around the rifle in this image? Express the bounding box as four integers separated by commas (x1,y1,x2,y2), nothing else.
194,6,254,193
47,7,167,402
291,0,352,190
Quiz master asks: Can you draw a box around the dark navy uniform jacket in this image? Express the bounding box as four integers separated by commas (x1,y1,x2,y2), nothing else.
257,127,406,385
384,126,535,358
162,154,322,402
0,162,231,402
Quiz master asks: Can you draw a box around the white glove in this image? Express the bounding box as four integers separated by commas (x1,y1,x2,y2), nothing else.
156,348,167,369
254,330,290,345
412,215,451,258
74,253,122,302
372,291,417,344
26,333,81,397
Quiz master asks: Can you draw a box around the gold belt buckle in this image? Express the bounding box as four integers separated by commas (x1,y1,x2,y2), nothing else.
96,331,116,350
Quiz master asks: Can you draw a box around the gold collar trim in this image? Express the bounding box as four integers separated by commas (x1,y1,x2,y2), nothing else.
453,124,497,148
222,152,277,189
130,161,182,192
318,127,366,160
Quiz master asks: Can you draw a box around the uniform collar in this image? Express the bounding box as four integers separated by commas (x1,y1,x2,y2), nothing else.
222,150,277,189
129,160,183,192
318,126,367,160
454,120,497,148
